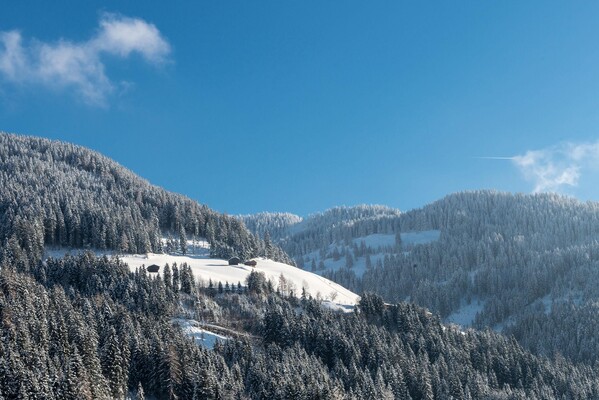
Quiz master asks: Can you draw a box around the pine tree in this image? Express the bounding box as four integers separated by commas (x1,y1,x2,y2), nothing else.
135,382,145,400
101,327,127,399
179,226,187,255
345,253,354,269
172,264,180,293
264,232,274,259
395,232,402,247
163,264,172,292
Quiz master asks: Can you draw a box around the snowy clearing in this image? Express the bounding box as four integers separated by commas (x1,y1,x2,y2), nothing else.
401,230,441,246
349,230,441,250
172,318,229,349
445,298,485,327
352,233,396,249
302,248,386,278
44,242,361,306
122,253,360,306
299,229,441,278
321,300,355,313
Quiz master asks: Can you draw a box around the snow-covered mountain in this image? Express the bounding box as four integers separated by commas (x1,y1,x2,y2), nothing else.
5,134,599,399
243,191,599,365
240,204,408,274
0,132,291,264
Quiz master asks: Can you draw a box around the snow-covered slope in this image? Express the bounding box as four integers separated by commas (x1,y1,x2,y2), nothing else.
239,206,443,280
122,253,360,306
299,230,441,278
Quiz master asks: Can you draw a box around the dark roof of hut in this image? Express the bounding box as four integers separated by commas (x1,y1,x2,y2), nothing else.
228,257,241,265
147,264,160,272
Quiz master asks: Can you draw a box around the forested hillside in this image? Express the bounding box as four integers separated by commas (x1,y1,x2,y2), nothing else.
244,192,599,366
5,133,599,399
240,212,303,239
2,253,599,399
0,132,290,266
241,205,401,250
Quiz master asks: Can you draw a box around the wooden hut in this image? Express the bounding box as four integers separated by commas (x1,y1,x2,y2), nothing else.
228,257,241,266
244,260,257,267
147,264,160,273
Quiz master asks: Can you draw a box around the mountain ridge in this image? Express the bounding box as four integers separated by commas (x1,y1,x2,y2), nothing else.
242,190,599,365
2,133,599,399
0,131,292,266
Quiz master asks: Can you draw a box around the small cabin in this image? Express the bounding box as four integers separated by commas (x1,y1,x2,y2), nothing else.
147,264,160,273
244,260,257,267
228,257,241,266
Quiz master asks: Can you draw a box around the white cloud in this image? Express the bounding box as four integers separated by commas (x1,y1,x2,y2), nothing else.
0,31,27,81
0,13,170,105
512,141,599,193
93,13,170,63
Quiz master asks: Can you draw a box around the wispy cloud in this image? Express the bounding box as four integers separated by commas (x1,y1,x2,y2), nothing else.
0,13,170,105
512,141,599,193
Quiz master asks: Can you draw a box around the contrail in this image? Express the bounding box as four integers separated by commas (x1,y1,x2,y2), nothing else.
474,156,515,160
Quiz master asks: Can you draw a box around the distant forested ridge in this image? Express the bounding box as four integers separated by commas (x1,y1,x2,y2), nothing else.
243,192,599,365
240,204,402,255
240,212,303,240
0,132,290,265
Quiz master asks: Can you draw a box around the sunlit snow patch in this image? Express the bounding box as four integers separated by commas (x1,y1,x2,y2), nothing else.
445,298,485,327
172,318,228,349
122,253,360,306
321,300,355,313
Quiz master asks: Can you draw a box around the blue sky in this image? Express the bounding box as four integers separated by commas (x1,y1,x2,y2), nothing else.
3,2,599,215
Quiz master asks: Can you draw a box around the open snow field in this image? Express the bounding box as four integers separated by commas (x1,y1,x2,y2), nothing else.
45,237,360,307
122,253,360,306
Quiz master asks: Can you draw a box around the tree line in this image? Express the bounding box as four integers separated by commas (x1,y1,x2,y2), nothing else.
0,132,291,267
